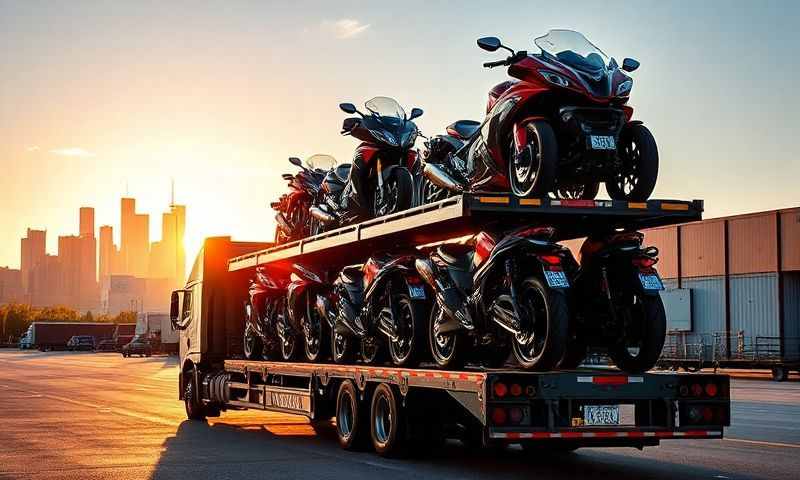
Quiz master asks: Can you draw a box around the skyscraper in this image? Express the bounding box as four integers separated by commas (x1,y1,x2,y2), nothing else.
79,207,94,238
120,197,150,277
98,225,114,280
20,228,45,294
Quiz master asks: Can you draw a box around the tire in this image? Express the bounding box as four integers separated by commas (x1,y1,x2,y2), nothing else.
388,296,428,367
303,294,328,363
280,332,298,361
608,294,667,373
243,324,263,360
184,373,206,421
420,176,453,205
556,182,600,200
428,302,464,369
331,330,353,364
374,168,414,217
510,277,568,370
360,337,383,365
606,123,659,201
509,120,557,197
335,380,369,450
370,383,406,457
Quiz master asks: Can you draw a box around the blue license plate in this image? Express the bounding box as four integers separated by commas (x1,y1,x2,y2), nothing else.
638,273,663,290
408,284,426,299
544,269,569,289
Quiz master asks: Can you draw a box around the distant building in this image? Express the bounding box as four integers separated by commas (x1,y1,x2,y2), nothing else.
120,197,150,278
0,267,23,303
20,228,46,293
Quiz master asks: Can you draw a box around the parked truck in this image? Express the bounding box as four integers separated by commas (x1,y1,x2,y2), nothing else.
172,195,731,456
25,322,116,351
129,312,178,355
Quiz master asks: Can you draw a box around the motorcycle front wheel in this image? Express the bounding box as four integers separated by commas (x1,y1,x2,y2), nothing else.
608,294,667,373
303,293,328,362
509,120,557,197
509,277,568,370
428,302,464,369
374,168,413,217
606,123,659,201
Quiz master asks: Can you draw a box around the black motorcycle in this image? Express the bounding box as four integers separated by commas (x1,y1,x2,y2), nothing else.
286,262,330,362
310,97,422,230
415,227,575,370
315,252,429,366
273,155,336,243
563,231,667,373
243,266,291,360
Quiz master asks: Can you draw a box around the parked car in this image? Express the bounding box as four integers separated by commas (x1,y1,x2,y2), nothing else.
122,337,152,357
95,339,118,352
67,335,96,351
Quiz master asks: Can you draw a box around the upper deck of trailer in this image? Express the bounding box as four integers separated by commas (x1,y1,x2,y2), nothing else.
228,193,703,272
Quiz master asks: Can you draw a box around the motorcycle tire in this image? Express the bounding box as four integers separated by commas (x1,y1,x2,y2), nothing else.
303,294,329,362
509,120,557,197
606,123,659,201
556,181,600,200
331,330,353,364
608,294,667,373
374,168,413,217
510,277,568,370
388,296,428,367
419,176,453,205
243,307,263,360
428,302,465,369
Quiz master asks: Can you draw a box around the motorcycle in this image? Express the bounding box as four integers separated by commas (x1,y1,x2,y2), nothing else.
563,231,667,373
310,97,423,230
272,155,337,244
315,252,430,366
286,262,330,362
422,29,658,201
244,265,294,361
414,226,575,370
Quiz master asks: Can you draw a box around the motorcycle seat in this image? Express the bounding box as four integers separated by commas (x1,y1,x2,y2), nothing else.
339,264,364,285
436,244,474,269
446,120,480,140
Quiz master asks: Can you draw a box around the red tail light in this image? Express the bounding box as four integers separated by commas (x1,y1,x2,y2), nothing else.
510,383,523,397
632,257,657,268
509,407,524,424
705,383,718,397
491,407,507,425
690,383,703,397
702,407,714,423
493,382,508,398
539,254,562,265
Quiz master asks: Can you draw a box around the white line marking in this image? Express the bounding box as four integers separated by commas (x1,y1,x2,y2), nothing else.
724,438,800,449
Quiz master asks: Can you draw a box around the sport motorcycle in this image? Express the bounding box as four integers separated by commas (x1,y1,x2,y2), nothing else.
423,29,658,201
272,154,336,244
243,265,294,360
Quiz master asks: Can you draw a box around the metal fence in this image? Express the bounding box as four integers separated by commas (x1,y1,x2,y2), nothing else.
658,331,800,370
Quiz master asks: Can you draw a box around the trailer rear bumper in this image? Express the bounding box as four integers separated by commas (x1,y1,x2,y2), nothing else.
489,429,723,440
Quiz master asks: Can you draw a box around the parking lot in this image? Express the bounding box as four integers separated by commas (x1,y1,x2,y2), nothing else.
0,350,799,480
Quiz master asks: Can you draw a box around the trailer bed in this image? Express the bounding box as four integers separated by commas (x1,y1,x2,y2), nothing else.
228,194,703,272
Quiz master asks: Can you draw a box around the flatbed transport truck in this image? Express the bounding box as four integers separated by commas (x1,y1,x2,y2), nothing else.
172,194,730,456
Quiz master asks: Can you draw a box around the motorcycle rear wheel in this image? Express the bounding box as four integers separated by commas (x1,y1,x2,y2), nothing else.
331,331,352,364
608,294,667,373
303,294,328,362
510,277,568,370
509,120,557,197
428,302,465,369
388,296,428,367
606,123,659,201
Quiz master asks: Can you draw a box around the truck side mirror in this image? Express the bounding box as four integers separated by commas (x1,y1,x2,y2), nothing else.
170,290,183,330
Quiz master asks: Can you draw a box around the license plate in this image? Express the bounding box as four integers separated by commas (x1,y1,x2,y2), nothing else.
543,269,569,289
589,135,616,150
639,273,664,290
408,284,426,299
584,405,620,426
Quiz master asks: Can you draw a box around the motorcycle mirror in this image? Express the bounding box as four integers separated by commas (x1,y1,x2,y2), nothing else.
288,157,303,167
339,102,357,114
622,58,640,72
477,37,502,52
409,107,423,120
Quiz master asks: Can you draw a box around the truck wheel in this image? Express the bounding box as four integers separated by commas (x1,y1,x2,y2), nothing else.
184,375,206,421
370,383,406,457
388,296,428,367
608,294,667,373
335,380,368,450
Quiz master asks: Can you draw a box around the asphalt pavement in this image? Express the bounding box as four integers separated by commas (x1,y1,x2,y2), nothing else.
0,350,798,480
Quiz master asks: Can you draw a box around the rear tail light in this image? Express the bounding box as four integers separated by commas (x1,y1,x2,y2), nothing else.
510,383,523,397
493,382,508,398
702,407,714,423
509,407,524,424
632,256,657,268
705,383,718,397
491,407,507,425
690,383,703,397
539,254,562,266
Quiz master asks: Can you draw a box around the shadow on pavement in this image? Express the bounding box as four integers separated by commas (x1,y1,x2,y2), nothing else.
148,418,741,480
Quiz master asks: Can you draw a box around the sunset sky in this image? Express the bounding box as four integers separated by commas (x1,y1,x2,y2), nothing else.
1,1,798,271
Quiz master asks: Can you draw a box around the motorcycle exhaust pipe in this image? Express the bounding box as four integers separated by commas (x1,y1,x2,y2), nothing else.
423,163,464,192
309,206,336,224
377,308,399,342
414,259,436,286
490,299,521,335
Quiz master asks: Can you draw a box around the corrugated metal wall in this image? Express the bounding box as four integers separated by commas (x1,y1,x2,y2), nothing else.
783,272,800,358
729,215,777,274
680,221,726,278
781,209,800,271
729,273,779,338
681,276,726,335
644,227,678,279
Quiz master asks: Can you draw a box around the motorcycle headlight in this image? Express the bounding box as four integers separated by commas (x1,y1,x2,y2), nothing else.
369,129,398,146
538,70,570,88
616,79,633,96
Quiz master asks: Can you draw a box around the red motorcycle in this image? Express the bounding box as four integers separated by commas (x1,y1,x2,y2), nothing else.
423,29,658,201
244,265,295,361
272,155,337,244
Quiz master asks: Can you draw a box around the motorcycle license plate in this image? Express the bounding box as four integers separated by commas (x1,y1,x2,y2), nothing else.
408,284,426,299
544,269,569,289
638,273,664,291
584,405,620,426
589,135,616,150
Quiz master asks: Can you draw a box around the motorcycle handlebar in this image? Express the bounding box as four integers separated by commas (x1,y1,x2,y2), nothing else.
483,60,507,68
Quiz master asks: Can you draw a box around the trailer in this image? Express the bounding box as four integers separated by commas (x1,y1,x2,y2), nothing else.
172,195,729,456
28,322,116,351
